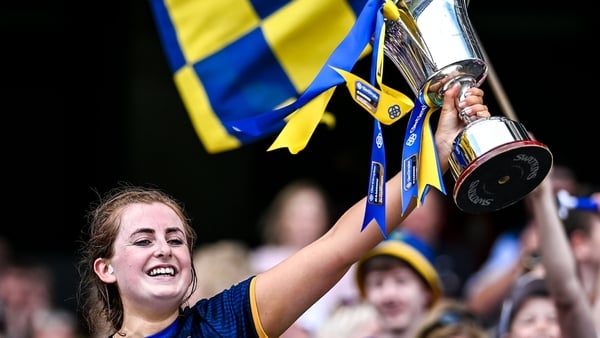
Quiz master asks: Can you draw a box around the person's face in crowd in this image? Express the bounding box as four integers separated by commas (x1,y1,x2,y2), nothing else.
277,188,329,248
571,210,600,266
364,263,431,332
97,202,193,307
507,296,560,338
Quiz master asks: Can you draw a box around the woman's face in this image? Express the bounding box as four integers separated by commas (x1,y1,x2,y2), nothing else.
106,202,193,310
508,296,560,338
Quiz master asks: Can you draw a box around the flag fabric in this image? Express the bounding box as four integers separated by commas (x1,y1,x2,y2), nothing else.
150,0,447,234
226,0,413,154
149,0,370,154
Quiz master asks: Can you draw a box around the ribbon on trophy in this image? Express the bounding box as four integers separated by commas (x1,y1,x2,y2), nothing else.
334,1,446,232
331,1,415,235
400,92,446,215
228,0,445,235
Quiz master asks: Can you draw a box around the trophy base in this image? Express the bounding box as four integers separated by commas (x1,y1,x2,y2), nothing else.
452,140,553,214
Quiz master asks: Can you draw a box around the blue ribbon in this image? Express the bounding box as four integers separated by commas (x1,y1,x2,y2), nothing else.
361,5,387,237
400,91,446,214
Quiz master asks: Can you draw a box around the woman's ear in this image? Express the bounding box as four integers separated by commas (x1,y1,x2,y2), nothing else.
94,258,117,283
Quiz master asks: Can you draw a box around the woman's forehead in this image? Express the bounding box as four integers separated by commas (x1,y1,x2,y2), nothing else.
119,203,184,231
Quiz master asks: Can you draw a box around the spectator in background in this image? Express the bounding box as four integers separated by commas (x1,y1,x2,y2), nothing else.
190,239,252,302
314,187,453,338
251,178,332,272
0,259,53,338
561,190,600,330
352,230,443,338
312,301,379,338
496,269,559,338
497,173,597,338
413,298,488,338
31,309,79,338
0,254,87,338
400,188,471,297
250,178,359,337
463,164,579,328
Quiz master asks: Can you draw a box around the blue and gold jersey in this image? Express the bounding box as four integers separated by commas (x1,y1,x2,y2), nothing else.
147,276,266,338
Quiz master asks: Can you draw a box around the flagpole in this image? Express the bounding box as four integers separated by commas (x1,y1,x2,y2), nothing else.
475,32,519,122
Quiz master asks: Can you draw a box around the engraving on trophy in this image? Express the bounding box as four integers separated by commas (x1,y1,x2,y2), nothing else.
467,180,493,207
513,154,540,181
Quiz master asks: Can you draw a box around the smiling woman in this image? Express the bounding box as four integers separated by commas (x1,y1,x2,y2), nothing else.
71,80,488,338
77,184,199,336
55,4,600,338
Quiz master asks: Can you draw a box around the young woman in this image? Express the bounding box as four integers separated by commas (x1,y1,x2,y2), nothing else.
76,84,490,337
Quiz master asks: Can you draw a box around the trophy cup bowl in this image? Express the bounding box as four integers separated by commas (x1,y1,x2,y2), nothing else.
384,0,553,213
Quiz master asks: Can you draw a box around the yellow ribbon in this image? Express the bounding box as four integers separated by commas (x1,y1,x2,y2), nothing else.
331,67,414,125
267,88,336,154
417,107,445,205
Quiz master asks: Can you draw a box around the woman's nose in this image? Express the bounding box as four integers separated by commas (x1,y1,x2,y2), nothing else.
155,240,172,257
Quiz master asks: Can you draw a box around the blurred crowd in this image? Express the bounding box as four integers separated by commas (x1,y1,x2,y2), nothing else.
0,238,84,338
1,164,598,337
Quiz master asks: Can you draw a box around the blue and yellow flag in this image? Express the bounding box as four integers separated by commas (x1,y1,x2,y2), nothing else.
150,0,447,235
149,0,370,153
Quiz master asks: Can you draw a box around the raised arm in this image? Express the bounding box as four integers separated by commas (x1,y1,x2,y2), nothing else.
527,177,596,338
253,84,489,337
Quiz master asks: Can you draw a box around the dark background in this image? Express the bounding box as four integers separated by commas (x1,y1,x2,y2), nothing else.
3,0,597,316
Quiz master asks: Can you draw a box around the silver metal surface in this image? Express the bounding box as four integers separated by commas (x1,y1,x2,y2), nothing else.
384,0,486,106
449,116,530,180
383,0,553,213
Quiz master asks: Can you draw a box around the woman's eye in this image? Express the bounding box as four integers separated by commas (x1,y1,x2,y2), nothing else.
168,238,184,246
134,239,152,246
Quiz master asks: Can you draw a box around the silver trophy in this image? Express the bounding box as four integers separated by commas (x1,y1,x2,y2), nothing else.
384,0,553,213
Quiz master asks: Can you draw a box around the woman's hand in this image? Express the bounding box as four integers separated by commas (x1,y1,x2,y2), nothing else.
434,84,489,170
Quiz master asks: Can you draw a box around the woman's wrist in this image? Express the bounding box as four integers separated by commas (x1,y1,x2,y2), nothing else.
435,138,452,174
